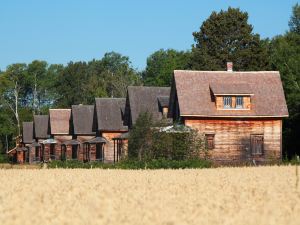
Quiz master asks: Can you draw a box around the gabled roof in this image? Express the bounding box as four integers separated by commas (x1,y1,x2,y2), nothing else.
126,86,171,125
22,122,34,144
49,109,71,135
171,70,288,117
33,115,50,139
95,98,128,131
72,105,96,135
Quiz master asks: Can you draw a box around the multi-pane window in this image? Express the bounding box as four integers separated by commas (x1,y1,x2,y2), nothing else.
205,134,215,150
223,96,232,108
236,96,244,108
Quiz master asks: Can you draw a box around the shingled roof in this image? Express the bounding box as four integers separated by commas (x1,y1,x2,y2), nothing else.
34,115,50,139
170,70,288,117
72,105,96,135
95,98,128,131
22,122,34,144
125,86,171,126
49,109,71,135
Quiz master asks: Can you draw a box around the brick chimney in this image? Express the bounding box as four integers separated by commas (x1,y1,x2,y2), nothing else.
227,62,233,72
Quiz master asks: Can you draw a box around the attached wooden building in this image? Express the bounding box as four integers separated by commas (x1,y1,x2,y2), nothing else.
72,104,107,162
169,70,289,163
95,98,128,162
124,86,171,128
49,109,72,160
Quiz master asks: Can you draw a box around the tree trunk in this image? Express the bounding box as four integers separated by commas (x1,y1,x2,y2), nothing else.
14,82,20,137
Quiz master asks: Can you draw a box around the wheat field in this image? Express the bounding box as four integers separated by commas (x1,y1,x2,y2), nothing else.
0,166,299,225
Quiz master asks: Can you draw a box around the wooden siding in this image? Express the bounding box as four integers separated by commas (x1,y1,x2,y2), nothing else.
184,118,282,162
102,131,127,162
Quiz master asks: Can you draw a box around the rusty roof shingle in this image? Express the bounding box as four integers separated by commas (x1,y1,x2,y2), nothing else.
49,109,72,135
95,98,128,131
33,115,50,139
72,105,96,135
172,70,288,117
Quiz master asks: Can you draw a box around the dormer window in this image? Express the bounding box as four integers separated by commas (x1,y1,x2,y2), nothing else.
210,82,252,110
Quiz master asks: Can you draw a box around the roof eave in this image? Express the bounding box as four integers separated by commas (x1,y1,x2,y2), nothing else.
181,114,289,118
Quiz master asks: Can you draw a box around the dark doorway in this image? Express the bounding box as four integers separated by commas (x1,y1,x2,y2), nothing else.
72,145,78,159
50,144,55,160
35,147,40,161
96,143,102,161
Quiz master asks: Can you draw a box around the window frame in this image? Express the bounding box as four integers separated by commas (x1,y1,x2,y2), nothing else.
205,134,215,150
236,96,244,109
223,96,232,109
250,134,264,155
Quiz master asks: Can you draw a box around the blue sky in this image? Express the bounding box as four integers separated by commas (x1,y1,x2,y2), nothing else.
0,0,298,71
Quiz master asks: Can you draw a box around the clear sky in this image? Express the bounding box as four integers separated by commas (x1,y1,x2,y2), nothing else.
0,0,298,71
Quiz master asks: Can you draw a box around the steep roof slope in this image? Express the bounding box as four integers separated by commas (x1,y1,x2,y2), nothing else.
72,105,96,135
33,115,49,139
49,109,72,134
22,122,34,144
126,86,171,125
171,70,288,117
95,98,128,131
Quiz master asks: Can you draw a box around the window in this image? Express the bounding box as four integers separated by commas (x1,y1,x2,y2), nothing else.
223,96,232,108
236,96,244,109
251,135,264,155
72,145,78,159
205,134,215,150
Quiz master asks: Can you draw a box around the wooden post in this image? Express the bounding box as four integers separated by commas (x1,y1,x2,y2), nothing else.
113,140,116,163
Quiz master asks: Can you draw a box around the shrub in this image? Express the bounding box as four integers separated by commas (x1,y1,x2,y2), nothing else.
0,153,9,163
128,112,205,161
47,159,211,169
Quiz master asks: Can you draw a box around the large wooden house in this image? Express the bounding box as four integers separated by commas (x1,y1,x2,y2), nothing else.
168,69,289,163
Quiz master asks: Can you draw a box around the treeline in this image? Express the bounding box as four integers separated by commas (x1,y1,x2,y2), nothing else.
0,5,299,157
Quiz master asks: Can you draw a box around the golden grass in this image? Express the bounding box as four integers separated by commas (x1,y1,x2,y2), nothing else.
0,166,299,225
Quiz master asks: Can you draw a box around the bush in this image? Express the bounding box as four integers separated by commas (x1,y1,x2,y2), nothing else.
47,159,211,169
0,153,9,163
128,112,205,161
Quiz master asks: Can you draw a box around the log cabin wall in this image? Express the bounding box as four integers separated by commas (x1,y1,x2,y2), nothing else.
102,131,127,162
184,117,282,162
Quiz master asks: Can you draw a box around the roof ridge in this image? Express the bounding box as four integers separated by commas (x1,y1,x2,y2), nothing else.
174,70,280,74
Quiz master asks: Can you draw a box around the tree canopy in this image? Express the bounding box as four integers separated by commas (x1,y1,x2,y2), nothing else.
190,7,270,71
142,49,190,86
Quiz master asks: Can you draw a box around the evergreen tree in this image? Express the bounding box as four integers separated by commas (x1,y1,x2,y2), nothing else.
190,7,270,71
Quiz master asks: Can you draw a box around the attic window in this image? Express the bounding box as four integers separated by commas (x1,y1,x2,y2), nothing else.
223,97,232,108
